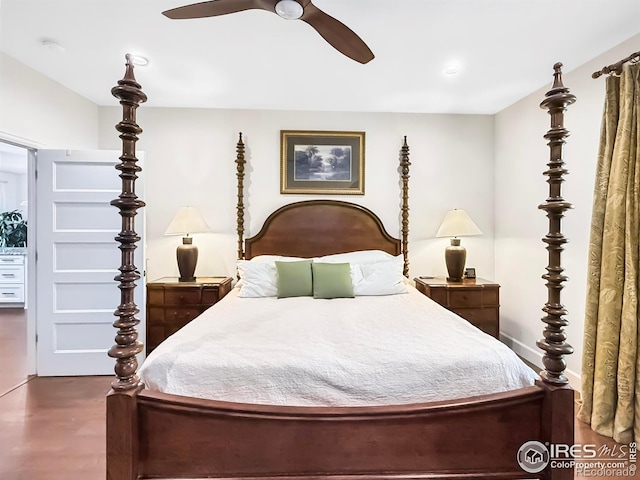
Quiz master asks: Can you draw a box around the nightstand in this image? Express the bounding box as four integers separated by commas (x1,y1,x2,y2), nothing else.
146,276,233,354
413,277,500,338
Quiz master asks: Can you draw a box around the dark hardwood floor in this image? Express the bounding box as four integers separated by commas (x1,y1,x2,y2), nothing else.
0,376,108,480
0,307,29,396
0,375,634,480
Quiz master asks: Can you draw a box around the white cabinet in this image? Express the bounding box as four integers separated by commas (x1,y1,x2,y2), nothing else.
0,255,25,303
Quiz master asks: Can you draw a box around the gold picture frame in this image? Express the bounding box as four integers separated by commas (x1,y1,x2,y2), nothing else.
280,130,365,195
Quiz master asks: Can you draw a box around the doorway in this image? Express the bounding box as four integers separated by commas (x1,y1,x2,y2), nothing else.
0,143,145,380
0,141,32,395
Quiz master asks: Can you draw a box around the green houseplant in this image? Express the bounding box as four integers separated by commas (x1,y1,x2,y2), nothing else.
0,210,27,247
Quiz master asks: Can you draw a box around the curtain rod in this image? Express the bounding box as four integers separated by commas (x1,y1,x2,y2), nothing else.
592,50,640,78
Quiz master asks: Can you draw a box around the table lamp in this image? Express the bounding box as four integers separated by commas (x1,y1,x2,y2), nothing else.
164,206,211,282
435,209,482,282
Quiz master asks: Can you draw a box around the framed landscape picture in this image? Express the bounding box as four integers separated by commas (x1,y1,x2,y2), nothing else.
280,130,365,195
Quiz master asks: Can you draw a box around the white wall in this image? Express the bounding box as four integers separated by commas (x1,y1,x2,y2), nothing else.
494,33,640,388
0,53,100,375
0,171,26,212
15,172,27,219
98,107,495,283
0,52,99,148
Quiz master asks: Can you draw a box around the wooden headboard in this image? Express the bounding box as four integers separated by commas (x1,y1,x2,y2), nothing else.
244,200,401,259
236,135,411,274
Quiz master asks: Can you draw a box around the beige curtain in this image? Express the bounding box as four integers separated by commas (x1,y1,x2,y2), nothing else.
578,62,640,444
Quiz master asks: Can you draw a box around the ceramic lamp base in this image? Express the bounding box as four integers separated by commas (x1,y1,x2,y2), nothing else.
177,236,198,282
445,238,466,282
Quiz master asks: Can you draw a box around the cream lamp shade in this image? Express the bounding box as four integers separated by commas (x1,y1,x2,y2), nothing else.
436,209,482,282
164,206,211,236
165,207,211,282
435,209,482,238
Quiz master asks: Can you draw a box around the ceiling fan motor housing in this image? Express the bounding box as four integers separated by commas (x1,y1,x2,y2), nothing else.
275,0,304,20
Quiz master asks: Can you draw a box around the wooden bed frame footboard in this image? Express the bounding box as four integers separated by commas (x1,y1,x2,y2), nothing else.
107,383,573,480
107,58,575,480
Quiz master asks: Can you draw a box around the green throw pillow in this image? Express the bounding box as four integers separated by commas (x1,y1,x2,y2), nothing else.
275,260,313,298
312,262,355,299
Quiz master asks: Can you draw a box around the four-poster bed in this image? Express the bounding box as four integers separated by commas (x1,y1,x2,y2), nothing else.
107,57,575,479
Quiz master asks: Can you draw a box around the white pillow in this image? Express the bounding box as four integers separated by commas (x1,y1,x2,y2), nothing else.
236,256,306,297
352,255,408,296
314,250,395,265
236,260,277,297
237,252,407,297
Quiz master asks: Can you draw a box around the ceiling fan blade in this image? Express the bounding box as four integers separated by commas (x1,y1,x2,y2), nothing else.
163,0,276,20
300,2,374,64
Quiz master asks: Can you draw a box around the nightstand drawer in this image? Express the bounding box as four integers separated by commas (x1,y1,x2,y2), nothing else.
146,276,234,354
202,288,221,305
448,290,482,307
427,288,447,305
472,321,499,338
451,307,484,322
149,307,201,324
166,307,201,324
451,307,498,323
164,288,201,305
147,326,166,351
483,288,499,306
414,277,500,339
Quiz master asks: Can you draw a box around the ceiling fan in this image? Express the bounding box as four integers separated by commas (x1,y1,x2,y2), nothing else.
162,0,374,64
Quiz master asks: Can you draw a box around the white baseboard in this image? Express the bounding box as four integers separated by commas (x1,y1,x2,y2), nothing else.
501,332,581,393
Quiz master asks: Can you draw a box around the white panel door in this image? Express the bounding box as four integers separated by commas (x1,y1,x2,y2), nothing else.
36,150,145,376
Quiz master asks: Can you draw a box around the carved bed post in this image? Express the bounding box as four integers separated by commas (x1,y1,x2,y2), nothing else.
400,136,410,277
106,54,147,480
109,54,147,390
236,133,246,260
536,63,576,480
537,62,575,387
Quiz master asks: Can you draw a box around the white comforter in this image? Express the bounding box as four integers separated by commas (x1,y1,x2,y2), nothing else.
139,285,538,406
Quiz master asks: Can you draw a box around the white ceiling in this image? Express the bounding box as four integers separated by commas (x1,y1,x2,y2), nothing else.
1,0,639,114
